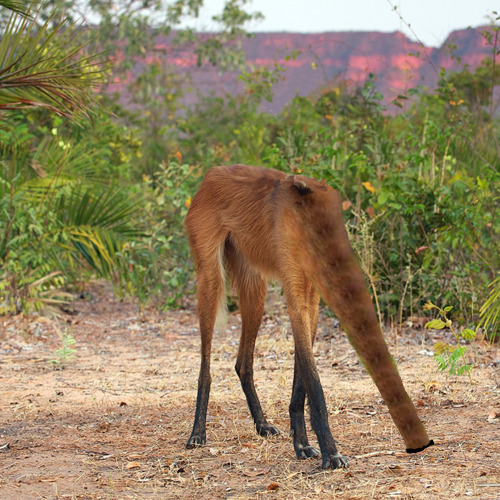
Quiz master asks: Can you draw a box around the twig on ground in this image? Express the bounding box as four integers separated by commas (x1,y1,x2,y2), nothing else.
354,450,396,459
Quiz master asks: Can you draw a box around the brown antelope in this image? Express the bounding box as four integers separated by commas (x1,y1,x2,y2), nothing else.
184,164,433,469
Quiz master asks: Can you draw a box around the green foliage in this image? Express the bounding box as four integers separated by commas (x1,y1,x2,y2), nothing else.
118,159,198,308
424,302,476,380
0,0,34,17
0,0,497,337
0,0,264,315
239,51,299,106
49,329,77,368
0,114,144,313
191,0,263,70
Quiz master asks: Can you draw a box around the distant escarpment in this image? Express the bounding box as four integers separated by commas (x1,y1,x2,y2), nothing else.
110,26,496,112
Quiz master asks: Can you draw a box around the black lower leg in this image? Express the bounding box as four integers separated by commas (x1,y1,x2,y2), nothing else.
236,365,280,436
289,357,319,458
186,359,211,448
300,359,348,469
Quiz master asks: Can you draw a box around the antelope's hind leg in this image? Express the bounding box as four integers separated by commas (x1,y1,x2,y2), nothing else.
186,245,226,449
234,265,280,437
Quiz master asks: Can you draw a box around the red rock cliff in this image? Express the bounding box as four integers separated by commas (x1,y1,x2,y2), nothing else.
115,26,496,112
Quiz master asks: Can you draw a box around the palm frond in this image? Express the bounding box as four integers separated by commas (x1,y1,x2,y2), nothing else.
22,176,81,200
56,187,144,237
62,225,118,276
0,9,106,122
3,134,110,204
0,0,37,18
478,276,500,339
44,186,144,278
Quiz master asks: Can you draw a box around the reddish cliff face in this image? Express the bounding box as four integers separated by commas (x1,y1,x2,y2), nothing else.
240,31,434,112
116,26,496,113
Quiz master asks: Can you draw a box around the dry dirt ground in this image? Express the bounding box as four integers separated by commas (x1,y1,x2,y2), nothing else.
0,284,499,499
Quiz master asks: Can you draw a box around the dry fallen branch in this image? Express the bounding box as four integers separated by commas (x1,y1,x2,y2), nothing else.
353,450,396,459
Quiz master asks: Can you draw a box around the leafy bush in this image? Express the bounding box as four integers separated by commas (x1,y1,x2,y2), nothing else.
0,0,497,342
0,115,144,314
119,159,198,308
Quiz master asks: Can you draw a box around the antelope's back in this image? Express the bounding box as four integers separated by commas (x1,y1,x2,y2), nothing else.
185,165,335,272
185,165,281,230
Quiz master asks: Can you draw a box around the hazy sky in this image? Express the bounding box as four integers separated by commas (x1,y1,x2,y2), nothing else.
187,0,497,47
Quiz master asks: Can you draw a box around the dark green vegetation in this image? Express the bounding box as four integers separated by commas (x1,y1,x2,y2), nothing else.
0,1,498,340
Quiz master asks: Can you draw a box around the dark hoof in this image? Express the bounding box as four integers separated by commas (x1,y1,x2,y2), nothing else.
295,443,320,459
257,423,281,437
322,453,349,470
406,439,434,454
186,434,206,449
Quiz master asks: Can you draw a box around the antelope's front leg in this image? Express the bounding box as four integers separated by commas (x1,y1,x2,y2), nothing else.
286,288,348,469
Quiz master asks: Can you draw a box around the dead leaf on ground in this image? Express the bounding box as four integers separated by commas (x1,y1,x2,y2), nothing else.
487,408,500,422
126,461,141,470
243,468,270,477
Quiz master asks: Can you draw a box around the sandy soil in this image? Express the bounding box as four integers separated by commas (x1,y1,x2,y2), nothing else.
0,284,499,499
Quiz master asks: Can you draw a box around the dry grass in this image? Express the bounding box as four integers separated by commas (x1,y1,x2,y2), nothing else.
0,284,499,499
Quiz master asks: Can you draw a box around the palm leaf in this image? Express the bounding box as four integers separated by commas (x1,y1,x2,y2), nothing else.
56,186,144,236
47,186,144,278
0,0,37,17
62,225,118,276
0,9,106,122
3,134,111,205
19,137,106,194
478,276,500,339
30,138,105,180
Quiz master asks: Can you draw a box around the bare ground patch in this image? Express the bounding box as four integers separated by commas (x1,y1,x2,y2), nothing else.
1,286,499,499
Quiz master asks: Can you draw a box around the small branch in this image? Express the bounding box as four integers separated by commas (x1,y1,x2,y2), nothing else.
385,0,439,75
354,450,396,459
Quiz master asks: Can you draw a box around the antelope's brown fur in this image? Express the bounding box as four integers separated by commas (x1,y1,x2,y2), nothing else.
184,164,433,469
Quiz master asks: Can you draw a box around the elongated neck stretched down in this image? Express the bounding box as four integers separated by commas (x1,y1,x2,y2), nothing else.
282,185,433,452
